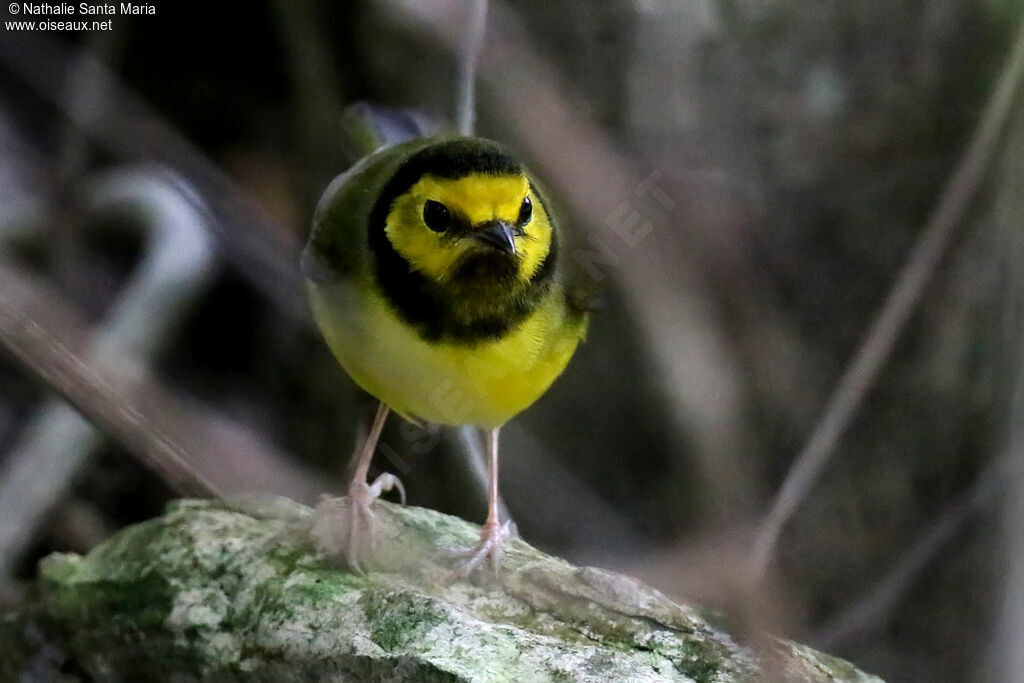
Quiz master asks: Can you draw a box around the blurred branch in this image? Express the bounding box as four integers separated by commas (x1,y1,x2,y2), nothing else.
0,259,220,500
813,459,1004,648
0,167,329,572
0,35,308,318
456,0,488,136
750,15,1024,579
0,168,219,573
987,56,1024,682
501,422,653,563
270,0,347,197
440,424,652,564
452,424,509,522
0,258,327,568
54,30,123,186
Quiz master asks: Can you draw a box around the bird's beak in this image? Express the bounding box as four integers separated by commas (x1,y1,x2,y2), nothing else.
470,220,517,255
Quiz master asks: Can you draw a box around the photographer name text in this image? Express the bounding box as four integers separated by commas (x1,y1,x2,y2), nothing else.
13,3,155,15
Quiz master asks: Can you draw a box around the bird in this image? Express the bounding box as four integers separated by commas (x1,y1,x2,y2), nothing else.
301,134,590,574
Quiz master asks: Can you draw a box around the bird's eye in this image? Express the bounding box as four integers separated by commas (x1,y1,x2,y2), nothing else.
518,196,532,226
423,200,451,233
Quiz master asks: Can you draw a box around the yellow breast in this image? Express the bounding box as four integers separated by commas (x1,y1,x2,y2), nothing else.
309,280,583,428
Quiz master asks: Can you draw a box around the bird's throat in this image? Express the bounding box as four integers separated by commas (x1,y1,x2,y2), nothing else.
369,228,552,346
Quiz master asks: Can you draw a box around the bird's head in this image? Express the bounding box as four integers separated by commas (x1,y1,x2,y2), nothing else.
373,138,554,289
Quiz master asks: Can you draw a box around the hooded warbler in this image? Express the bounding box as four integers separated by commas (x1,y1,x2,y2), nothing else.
302,135,589,573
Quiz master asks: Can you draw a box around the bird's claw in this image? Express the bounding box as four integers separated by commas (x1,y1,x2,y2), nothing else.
448,518,512,579
359,472,405,506
310,472,405,573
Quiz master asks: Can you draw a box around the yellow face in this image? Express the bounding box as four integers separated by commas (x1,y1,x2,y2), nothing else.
383,172,553,285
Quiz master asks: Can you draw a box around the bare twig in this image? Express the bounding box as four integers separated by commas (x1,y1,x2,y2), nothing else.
457,0,488,136
749,17,1024,578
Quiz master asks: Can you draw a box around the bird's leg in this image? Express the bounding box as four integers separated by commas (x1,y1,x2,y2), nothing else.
313,402,404,572
452,427,511,576
348,402,403,504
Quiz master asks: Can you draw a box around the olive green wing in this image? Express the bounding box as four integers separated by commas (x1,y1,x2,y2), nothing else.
302,101,444,283
301,137,435,283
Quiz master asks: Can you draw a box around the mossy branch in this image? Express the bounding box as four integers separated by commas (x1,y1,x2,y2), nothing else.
3,499,881,682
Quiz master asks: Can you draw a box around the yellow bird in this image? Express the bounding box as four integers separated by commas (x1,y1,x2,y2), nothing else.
302,135,589,573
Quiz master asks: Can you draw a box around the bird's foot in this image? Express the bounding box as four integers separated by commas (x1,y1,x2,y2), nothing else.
448,517,513,579
309,472,405,573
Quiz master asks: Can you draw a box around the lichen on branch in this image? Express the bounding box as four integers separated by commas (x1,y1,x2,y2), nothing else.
2,498,882,682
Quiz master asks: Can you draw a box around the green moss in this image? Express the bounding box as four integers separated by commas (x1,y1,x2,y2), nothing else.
361,589,448,651
38,552,81,584
675,641,726,681
6,499,883,682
